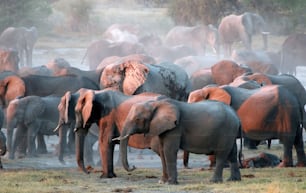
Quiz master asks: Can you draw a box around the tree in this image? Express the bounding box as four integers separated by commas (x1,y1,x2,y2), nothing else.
0,0,52,33
168,0,241,26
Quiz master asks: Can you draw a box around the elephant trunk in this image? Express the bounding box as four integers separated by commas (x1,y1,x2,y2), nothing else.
75,129,89,174
119,128,136,172
57,124,68,164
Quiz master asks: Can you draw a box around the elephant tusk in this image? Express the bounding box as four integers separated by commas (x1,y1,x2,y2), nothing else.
112,135,130,141
74,128,78,132
53,124,62,132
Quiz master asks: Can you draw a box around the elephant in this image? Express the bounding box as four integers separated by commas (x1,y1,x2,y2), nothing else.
73,89,163,178
116,97,241,184
0,74,100,107
218,12,269,57
174,55,219,77
188,85,306,167
279,33,306,75
45,57,103,88
0,48,19,72
100,60,191,101
102,23,140,43
164,24,219,56
96,54,156,71
82,39,146,70
5,95,63,159
231,50,279,75
189,60,252,90
54,89,100,165
232,72,306,130
0,26,38,67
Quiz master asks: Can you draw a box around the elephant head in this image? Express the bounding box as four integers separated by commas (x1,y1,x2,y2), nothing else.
101,60,149,95
118,99,179,172
74,89,96,174
0,75,26,107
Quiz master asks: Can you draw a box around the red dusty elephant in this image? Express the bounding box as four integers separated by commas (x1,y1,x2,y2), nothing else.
188,85,306,167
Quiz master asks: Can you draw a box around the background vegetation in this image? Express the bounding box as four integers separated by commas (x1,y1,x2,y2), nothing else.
0,0,305,35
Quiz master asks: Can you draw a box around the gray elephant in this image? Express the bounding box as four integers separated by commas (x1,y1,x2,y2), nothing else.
5,96,62,159
0,74,100,107
0,26,38,67
100,60,191,101
231,50,279,75
165,24,219,56
55,90,99,165
0,48,19,72
279,33,306,75
73,89,163,177
218,12,269,57
188,85,306,167
82,39,145,70
117,98,241,184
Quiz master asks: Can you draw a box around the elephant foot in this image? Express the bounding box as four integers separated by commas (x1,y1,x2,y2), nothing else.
295,161,306,167
36,148,48,154
210,177,223,183
227,174,241,182
278,161,293,167
100,172,117,178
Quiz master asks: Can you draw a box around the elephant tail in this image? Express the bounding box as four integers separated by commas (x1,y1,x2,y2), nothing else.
238,123,244,168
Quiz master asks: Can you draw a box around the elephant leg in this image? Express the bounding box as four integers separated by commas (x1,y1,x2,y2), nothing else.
99,134,116,178
183,151,190,168
11,125,27,159
278,143,293,167
210,153,226,183
294,130,306,166
163,136,179,185
226,143,241,181
84,132,98,166
158,144,169,184
26,125,38,157
36,133,47,154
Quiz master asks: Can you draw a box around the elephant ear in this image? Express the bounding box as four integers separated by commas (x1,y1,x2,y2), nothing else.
58,91,71,124
75,90,94,128
122,60,149,95
148,100,179,136
200,86,231,105
0,75,25,106
24,96,45,125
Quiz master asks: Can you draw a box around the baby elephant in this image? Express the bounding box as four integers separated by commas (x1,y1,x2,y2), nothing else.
117,98,241,184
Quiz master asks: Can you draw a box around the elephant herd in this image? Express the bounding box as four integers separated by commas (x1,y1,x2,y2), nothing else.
0,11,305,185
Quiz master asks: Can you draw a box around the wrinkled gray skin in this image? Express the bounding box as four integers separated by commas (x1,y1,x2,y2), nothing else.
218,12,269,57
6,96,62,159
165,24,219,56
101,61,192,101
119,98,241,184
0,26,38,67
280,33,306,75
82,39,146,70
0,108,6,169
55,90,99,165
